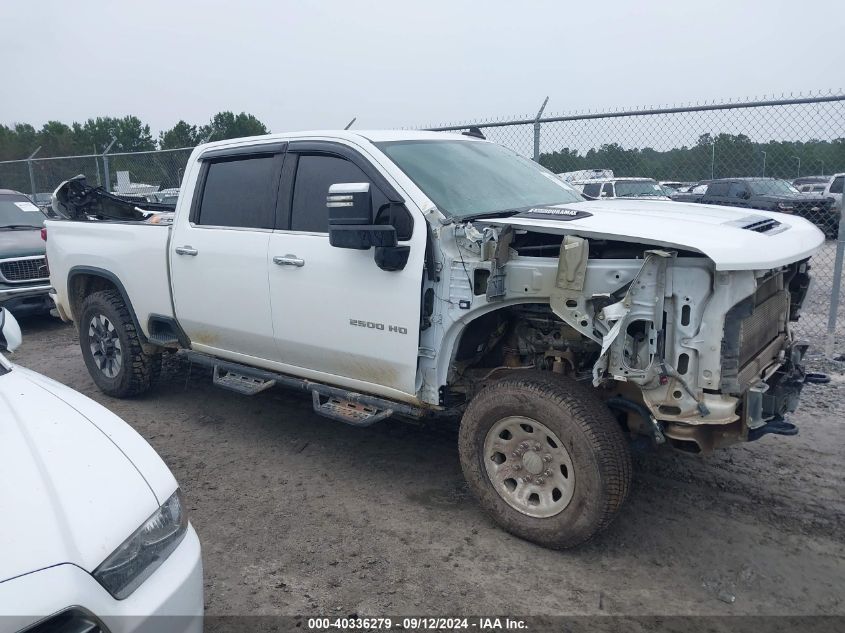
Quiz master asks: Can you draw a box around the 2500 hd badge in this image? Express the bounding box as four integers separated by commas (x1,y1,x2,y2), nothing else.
349,319,408,334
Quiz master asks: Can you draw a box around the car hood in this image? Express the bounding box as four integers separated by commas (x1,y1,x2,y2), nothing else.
754,193,828,204
477,199,824,270
0,229,45,259
0,364,176,583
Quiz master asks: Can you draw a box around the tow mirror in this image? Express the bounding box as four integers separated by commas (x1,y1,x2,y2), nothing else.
0,308,22,353
327,183,397,250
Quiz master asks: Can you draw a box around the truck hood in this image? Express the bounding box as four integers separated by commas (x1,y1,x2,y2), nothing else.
753,193,828,204
0,229,45,259
478,199,824,270
0,364,175,583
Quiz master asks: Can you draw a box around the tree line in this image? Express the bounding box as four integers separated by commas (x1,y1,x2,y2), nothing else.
3,113,844,184
0,112,269,161
539,133,845,181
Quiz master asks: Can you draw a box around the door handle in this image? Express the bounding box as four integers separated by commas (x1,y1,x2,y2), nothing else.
273,255,305,267
175,245,198,256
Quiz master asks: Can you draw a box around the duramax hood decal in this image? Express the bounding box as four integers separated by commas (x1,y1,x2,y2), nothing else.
514,207,593,221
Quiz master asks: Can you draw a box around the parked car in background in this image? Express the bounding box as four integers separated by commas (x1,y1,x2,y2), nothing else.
28,192,58,218
571,177,670,200
659,180,694,191
0,189,53,317
698,177,838,237
146,188,180,206
0,307,203,632
557,168,613,183
792,175,829,188
820,173,843,216
795,182,827,194
669,181,709,203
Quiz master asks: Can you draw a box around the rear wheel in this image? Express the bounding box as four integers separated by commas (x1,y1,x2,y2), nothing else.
458,373,631,549
79,290,161,397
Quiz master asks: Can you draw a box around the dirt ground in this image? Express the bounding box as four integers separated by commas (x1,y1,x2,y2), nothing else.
9,314,844,621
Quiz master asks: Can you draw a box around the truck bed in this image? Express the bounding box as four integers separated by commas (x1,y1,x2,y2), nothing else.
47,220,174,335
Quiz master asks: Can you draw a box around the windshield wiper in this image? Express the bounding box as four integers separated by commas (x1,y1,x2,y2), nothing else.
460,209,525,222
0,224,40,230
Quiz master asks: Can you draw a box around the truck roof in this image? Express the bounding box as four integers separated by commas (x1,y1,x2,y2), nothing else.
195,130,476,153
570,177,656,184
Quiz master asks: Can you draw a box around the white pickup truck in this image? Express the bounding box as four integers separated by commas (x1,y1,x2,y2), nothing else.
46,130,825,549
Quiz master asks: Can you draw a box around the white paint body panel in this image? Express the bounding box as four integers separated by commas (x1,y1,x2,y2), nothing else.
169,226,274,359
268,230,424,394
0,358,202,624
0,529,202,631
479,199,825,271
47,221,173,336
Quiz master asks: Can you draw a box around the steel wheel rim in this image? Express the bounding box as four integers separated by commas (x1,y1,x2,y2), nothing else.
483,416,576,518
88,314,122,379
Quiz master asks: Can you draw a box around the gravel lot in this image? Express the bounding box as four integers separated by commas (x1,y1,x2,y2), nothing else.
9,313,844,622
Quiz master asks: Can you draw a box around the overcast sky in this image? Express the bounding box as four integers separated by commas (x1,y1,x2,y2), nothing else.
1,0,842,135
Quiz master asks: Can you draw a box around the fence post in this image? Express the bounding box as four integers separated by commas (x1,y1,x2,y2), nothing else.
102,138,117,192
825,205,845,358
532,97,549,162
26,146,41,197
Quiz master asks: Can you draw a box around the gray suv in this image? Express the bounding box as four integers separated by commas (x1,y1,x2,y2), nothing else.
0,189,52,316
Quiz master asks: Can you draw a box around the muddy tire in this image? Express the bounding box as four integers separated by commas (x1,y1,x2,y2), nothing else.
458,372,631,549
79,289,161,398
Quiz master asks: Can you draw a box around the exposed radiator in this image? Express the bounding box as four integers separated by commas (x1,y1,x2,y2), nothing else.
738,291,788,368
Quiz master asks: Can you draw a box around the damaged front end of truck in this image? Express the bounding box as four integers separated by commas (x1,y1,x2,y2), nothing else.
427,200,826,454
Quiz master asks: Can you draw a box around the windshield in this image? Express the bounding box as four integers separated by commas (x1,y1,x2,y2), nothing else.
748,179,800,196
614,180,664,197
0,194,46,228
376,139,584,219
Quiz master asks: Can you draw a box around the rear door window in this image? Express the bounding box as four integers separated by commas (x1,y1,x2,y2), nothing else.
601,183,614,197
831,176,844,194
706,182,730,197
197,155,278,228
728,181,748,198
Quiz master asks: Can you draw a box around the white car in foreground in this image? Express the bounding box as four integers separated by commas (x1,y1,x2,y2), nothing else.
0,308,203,633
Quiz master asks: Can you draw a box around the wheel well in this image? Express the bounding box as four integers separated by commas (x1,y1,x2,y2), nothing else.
68,273,120,322
449,303,601,396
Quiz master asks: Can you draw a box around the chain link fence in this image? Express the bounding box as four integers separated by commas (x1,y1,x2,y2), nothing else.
425,92,845,360
1,92,843,357
0,148,193,202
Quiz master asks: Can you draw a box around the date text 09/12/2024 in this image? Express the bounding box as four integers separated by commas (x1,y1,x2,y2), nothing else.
306,617,527,630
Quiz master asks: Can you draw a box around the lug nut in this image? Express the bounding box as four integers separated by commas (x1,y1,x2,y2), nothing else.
519,442,529,450
513,464,522,471
535,477,545,485
523,475,533,482
543,469,552,477
543,454,552,462
534,443,542,451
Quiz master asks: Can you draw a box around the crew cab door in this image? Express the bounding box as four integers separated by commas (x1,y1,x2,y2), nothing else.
727,181,752,208
267,141,424,398
700,181,730,206
170,143,285,360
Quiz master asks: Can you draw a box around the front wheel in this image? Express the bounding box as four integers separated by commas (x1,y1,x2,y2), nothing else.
79,289,161,397
458,373,632,549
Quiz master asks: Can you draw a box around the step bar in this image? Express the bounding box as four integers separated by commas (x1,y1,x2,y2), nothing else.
179,350,424,421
